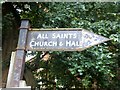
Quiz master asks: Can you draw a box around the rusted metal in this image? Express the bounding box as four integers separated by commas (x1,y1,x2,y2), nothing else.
9,19,30,87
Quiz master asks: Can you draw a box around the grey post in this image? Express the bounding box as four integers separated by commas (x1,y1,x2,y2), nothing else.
9,19,30,87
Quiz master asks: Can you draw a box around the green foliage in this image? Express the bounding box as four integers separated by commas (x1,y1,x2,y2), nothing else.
22,2,120,89
3,2,120,89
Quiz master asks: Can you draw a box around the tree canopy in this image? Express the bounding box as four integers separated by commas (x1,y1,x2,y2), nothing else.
2,2,120,89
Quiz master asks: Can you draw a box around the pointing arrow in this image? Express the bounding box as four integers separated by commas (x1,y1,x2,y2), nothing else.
81,29,110,51
26,28,110,51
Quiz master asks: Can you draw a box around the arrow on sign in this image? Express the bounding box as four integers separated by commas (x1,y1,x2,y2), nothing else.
26,28,110,51
81,29,110,51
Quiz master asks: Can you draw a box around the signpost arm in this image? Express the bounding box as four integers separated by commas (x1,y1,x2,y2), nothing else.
9,19,30,87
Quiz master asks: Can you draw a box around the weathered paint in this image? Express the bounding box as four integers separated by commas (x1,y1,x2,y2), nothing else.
7,20,110,87
26,29,110,51
10,20,29,87
26,30,83,51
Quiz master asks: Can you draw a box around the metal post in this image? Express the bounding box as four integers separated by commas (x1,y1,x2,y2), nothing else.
9,19,30,87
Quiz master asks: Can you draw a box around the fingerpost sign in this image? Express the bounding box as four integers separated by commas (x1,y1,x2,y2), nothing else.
7,20,110,87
